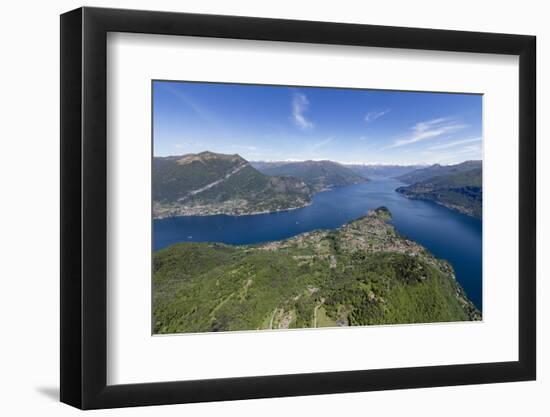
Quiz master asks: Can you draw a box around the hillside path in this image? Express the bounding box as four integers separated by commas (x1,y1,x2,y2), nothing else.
177,163,248,201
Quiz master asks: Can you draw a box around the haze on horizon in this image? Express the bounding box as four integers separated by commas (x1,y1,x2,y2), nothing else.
153,81,482,166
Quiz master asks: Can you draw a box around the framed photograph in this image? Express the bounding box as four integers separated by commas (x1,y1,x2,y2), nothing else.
60,7,536,409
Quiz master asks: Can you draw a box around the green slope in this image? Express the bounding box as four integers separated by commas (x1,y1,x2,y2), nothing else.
396,161,482,219
153,151,312,218
153,207,480,334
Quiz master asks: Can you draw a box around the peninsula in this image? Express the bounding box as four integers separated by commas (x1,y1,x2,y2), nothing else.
153,207,480,334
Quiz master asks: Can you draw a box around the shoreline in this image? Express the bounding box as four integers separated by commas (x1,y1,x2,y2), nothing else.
153,200,314,220
396,191,481,220
153,180,370,220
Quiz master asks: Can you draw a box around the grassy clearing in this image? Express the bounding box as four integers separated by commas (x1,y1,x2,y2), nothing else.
315,306,338,328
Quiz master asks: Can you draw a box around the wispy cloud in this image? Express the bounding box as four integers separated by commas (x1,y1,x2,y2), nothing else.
231,144,258,152
291,92,314,129
388,117,466,148
163,85,211,121
427,137,481,151
365,109,390,123
452,143,482,155
310,137,333,150
174,140,198,148
420,138,482,164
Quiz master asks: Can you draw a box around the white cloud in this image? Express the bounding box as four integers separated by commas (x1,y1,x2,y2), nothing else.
231,144,258,151
310,137,333,150
454,143,482,155
427,137,482,151
163,85,211,120
365,109,390,123
291,92,314,129
388,117,466,148
420,139,482,164
174,140,199,148
414,117,450,132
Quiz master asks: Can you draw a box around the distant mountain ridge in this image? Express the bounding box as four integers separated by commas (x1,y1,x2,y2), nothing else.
153,151,312,218
395,160,482,219
396,160,481,184
344,164,426,179
251,160,368,192
154,152,482,219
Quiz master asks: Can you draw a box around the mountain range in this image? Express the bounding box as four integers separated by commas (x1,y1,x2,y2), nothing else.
153,152,312,218
395,160,482,219
154,152,370,218
344,164,425,179
153,152,482,220
251,160,368,192
396,160,482,184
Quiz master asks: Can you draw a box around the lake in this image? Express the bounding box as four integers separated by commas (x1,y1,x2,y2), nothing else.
153,178,483,310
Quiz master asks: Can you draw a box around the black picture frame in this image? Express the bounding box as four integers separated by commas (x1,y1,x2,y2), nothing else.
60,6,536,410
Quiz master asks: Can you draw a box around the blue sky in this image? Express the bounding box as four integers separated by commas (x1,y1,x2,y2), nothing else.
153,81,482,165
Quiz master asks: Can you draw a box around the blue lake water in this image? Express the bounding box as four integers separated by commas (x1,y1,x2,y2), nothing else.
154,179,482,310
